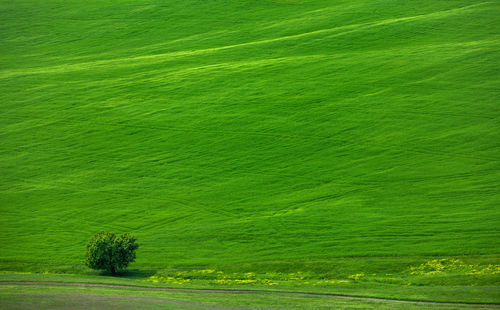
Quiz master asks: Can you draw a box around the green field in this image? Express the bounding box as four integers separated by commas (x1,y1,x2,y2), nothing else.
2,282,497,310
1,0,499,307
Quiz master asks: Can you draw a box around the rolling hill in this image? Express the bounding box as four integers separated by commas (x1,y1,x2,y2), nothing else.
1,0,499,274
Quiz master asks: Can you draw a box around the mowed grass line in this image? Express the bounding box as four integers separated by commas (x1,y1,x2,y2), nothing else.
0,283,498,310
0,0,499,276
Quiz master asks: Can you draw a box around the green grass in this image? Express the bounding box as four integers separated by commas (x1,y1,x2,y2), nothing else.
1,267,499,304
0,0,499,305
2,284,496,310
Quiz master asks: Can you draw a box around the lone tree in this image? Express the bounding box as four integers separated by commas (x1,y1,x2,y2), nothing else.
85,231,139,275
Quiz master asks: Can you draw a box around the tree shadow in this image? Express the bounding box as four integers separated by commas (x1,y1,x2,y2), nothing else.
98,268,157,280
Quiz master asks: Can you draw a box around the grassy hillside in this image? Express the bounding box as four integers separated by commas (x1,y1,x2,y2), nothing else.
0,0,499,273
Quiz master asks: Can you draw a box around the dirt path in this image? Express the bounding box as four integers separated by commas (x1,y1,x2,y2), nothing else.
1,281,499,307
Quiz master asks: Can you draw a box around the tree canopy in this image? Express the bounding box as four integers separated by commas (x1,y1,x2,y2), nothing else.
85,232,139,275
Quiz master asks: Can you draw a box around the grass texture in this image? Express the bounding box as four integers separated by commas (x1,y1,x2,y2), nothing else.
0,0,499,276
0,282,498,310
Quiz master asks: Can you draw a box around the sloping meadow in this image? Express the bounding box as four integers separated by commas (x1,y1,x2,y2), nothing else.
0,0,499,273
